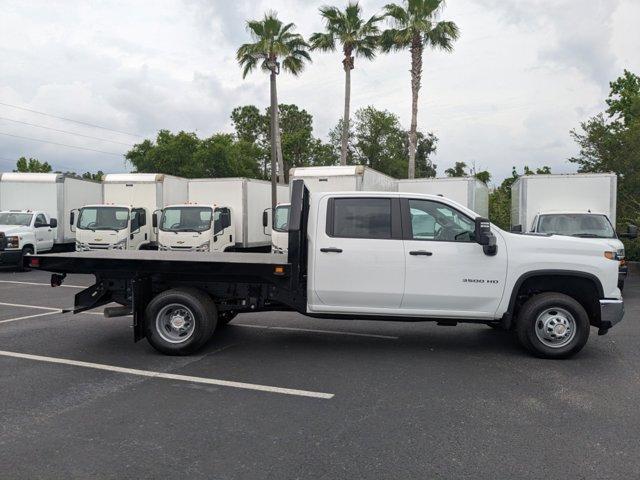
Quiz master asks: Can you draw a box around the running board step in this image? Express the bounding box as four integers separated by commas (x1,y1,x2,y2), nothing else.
103,306,132,318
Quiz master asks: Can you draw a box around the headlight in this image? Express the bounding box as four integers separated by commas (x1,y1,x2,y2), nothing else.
196,242,210,252
109,239,127,250
75,241,91,251
6,236,20,249
605,250,624,261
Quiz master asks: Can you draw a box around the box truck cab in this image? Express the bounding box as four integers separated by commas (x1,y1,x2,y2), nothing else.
156,204,233,253
73,174,188,251
0,210,57,267
511,173,636,289
157,178,287,253
73,204,149,251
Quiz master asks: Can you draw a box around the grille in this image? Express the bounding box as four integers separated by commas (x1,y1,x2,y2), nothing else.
0,232,5,251
88,243,110,249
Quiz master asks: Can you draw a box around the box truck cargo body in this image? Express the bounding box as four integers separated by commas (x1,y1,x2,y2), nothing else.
511,173,617,231
157,178,288,252
396,177,489,217
74,173,188,251
289,165,397,194
0,172,102,245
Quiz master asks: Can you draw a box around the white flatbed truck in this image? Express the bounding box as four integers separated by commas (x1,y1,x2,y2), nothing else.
27,180,624,359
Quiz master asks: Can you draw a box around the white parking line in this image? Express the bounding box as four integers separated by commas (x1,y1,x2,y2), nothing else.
0,350,334,399
234,323,399,340
0,311,60,324
0,301,60,311
0,280,86,289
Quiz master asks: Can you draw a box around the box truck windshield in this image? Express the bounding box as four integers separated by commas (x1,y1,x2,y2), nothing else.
161,207,213,232
536,213,616,238
0,212,32,226
78,207,129,231
273,204,290,232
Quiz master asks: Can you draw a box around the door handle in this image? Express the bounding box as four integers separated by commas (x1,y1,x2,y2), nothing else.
409,250,433,256
320,247,343,253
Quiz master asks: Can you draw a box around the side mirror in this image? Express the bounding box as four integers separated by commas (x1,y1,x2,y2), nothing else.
475,217,497,256
152,212,158,228
510,224,523,233
262,210,269,228
49,218,58,228
70,211,75,227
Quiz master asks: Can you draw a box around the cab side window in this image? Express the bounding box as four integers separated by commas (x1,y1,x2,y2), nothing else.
35,214,47,228
408,199,475,242
328,198,392,239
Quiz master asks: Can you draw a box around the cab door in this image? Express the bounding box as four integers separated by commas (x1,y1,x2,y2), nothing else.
400,198,507,318
310,196,405,313
129,208,147,249
34,213,55,252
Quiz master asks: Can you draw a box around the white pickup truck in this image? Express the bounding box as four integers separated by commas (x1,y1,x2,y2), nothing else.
0,210,58,268
27,180,624,359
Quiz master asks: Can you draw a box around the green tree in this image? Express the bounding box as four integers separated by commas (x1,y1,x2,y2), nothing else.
444,161,467,177
14,157,52,173
237,11,311,206
414,131,438,177
330,106,437,178
381,0,459,179
310,2,381,165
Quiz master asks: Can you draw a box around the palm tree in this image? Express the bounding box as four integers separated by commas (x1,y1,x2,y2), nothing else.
310,2,382,166
381,0,459,179
237,12,310,205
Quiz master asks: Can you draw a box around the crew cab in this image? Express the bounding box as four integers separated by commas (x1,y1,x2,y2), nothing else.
0,210,57,268
27,181,624,359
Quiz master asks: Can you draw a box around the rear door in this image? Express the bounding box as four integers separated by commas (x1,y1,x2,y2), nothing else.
311,196,405,312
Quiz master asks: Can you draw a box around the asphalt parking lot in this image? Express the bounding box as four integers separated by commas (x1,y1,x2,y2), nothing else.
1,269,639,479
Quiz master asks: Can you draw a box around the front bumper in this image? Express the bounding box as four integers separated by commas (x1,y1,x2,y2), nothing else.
0,249,22,267
598,298,625,333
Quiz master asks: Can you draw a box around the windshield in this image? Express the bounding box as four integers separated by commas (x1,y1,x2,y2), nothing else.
0,212,32,226
78,207,129,231
536,214,616,238
273,205,290,232
161,207,213,232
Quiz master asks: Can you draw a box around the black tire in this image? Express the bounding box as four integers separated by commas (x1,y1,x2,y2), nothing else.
144,288,217,355
217,311,238,327
19,245,34,272
516,292,590,359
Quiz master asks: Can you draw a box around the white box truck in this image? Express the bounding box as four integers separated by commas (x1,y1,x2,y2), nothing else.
396,177,489,217
0,172,102,267
511,173,635,289
73,173,188,251
156,178,288,253
270,166,397,253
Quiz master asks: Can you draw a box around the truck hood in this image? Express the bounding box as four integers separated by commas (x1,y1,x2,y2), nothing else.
0,225,29,236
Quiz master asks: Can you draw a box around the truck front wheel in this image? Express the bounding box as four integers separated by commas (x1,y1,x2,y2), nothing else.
516,293,590,359
145,288,217,355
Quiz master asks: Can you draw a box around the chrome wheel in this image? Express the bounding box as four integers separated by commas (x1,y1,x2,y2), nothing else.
535,307,576,348
155,303,196,344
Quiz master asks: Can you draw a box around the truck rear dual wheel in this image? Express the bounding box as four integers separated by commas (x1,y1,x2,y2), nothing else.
516,293,590,359
145,288,218,355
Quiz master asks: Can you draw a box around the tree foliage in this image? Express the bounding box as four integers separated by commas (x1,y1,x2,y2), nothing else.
14,157,52,173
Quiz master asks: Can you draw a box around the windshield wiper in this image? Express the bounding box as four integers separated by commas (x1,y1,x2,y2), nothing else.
571,233,607,238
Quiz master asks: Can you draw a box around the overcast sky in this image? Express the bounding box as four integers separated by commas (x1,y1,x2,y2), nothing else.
1,0,638,183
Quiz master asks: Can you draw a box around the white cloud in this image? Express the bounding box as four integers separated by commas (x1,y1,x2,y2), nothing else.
0,0,637,182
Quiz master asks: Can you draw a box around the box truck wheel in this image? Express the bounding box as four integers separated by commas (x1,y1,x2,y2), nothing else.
19,245,34,272
144,288,217,355
516,293,590,359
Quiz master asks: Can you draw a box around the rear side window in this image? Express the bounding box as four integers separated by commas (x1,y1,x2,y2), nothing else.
329,198,392,239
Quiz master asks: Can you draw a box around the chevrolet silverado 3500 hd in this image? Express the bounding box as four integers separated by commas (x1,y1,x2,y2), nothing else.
27,180,624,359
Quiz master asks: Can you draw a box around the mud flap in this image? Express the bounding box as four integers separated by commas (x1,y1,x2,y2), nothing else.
132,277,152,342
